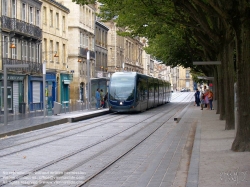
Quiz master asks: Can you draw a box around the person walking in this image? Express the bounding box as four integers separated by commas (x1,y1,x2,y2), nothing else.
195,89,200,106
208,90,214,110
95,88,101,109
200,93,205,110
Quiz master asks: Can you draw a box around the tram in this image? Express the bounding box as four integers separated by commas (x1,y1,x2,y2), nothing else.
108,72,171,113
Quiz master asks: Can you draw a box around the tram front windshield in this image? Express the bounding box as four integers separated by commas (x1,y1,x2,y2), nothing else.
110,76,135,101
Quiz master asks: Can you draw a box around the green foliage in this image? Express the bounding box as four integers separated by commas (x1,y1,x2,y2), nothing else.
72,0,217,76
72,0,95,5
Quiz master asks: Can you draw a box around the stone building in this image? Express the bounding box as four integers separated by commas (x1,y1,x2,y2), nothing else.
177,66,193,91
95,21,109,78
61,0,96,103
0,0,42,113
41,0,70,108
103,21,144,75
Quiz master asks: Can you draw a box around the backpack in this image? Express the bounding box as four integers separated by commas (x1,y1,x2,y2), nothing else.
208,92,213,100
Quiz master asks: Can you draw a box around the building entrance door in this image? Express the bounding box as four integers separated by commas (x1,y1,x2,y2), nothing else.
1,87,12,111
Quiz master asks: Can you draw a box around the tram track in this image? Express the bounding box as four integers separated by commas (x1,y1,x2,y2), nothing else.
0,101,191,187
0,114,129,157
0,93,193,186
0,91,191,155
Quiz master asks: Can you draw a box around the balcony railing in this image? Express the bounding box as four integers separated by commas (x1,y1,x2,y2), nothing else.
78,47,95,59
2,16,42,39
3,58,42,74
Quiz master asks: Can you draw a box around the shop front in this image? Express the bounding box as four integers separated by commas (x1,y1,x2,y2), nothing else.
60,73,72,107
0,74,26,114
28,75,43,111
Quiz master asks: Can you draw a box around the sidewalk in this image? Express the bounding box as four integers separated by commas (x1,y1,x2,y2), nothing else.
186,102,250,187
0,108,109,138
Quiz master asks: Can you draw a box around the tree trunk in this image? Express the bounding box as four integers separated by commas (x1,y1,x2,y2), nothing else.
218,55,225,120
231,21,250,151
224,38,235,130
213,67,219,114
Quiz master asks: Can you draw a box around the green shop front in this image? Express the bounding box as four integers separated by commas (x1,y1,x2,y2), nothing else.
0,74,26,113
60,73,72,107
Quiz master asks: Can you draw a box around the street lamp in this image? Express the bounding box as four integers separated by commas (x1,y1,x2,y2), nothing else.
86,50,90,110
42,51,59,117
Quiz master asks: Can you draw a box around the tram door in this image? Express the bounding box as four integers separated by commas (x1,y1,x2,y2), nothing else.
1,87,12,111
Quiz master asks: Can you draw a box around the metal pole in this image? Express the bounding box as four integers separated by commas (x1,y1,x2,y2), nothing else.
4,64,28,125
87,51,90,110
4,66,7,125
43,61,46,117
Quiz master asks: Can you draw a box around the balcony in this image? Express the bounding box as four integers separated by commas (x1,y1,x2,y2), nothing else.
78,47,95,60
3,58,42,74
1,16,42,40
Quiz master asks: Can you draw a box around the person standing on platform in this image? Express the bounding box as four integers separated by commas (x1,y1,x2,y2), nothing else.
208,90,214,110
95,88,101,109
203,86,208,108
100,89,104,108
195,89,200,106
103,91,108,108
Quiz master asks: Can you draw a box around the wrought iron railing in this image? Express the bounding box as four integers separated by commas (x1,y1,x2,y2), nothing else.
2,58,42,73
1,16,42,39
78,47,95,59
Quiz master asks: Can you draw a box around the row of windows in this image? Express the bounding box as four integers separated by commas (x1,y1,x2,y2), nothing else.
43,38,66,63
2,36,67,64
2,0,41,27
43,6,66,31
2,36,40,62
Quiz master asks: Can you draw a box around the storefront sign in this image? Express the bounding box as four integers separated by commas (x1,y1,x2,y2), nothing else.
0,74,25,81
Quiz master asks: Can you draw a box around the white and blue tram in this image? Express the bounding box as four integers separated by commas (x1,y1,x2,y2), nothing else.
108,72,171,113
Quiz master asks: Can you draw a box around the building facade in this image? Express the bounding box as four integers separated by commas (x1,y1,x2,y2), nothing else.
95,21,109,78
41,0,70,110
104,21,144,75
0,0,42,113
61,0,96,103
177,66,193,91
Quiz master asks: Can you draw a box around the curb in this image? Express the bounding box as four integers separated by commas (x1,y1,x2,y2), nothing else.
186,122,201,187
0,110,110,138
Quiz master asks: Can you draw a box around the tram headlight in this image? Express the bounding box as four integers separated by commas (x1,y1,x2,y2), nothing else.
120,102,123,105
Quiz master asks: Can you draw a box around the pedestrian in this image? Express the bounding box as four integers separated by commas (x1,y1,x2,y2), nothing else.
208,90,214,110
204,88,210,109
203,86,208,108
100,89,104,108
200,93,205,110
103,91,108,108
195,89,200,106
95,88,101,109
193,93,196,106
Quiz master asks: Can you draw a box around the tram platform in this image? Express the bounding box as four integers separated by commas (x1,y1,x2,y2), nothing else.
0,108,109,139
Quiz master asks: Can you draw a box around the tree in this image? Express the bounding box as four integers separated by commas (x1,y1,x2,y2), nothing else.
73,0,250,151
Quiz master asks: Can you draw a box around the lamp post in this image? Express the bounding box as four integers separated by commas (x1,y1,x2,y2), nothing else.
43,61,46,117
87,50,90,110
4,64,28,125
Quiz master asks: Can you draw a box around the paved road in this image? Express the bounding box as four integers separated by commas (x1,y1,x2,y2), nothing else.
0,92,195,187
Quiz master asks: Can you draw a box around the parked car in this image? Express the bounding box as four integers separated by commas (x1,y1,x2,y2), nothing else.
180,88,191,92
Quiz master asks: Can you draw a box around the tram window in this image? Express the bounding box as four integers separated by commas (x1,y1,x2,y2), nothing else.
138,78,147,101
110,76,135,101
